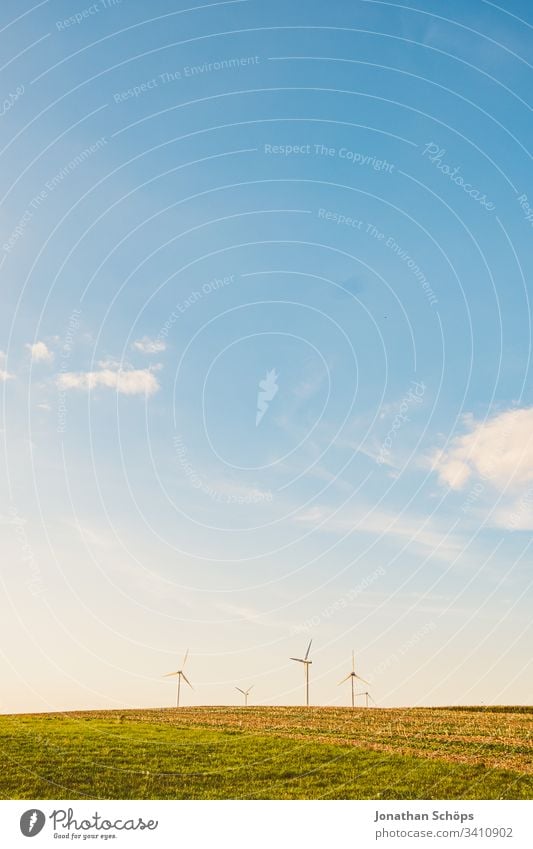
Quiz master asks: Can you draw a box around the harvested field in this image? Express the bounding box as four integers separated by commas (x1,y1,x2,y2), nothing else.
1,706,531,799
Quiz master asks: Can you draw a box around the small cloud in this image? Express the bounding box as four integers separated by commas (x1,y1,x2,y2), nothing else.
432,405,533,492
97,358,122,370
215,601,263,623
0,352,13,382
57,366,160,396
26,341,54,363
133,336,166,354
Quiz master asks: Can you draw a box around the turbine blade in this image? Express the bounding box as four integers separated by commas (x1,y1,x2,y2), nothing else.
338,674,352,685
163,672,178,677
247,685,254,693
182,649,189,667
352,650,355,672
181,672,193,689
355,674,370,685
290,657,304,663
305,639,312,660
236,687,245,695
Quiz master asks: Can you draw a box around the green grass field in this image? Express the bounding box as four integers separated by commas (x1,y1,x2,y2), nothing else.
1,706,531,800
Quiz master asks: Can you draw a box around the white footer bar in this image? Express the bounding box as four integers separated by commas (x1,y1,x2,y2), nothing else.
1,800,531,848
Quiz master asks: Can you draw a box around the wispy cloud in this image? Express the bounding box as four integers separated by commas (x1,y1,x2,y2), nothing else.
63,519,112,548
57,366,161,396
214,602,263,623
26,341,54,363
133,336,167,354
294,503,464,561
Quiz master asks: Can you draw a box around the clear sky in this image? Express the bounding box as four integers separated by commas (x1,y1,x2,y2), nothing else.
1,0,532,712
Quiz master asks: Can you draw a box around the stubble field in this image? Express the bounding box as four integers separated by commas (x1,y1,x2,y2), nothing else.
0,705,531,800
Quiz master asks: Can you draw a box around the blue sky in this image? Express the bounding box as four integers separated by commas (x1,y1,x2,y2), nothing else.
1,0,532,711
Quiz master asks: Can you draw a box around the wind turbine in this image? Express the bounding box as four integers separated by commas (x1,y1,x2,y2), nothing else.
290,639,313,706
338,651,369,708
358,690,376,708
163,649,193,707
235,685,254,706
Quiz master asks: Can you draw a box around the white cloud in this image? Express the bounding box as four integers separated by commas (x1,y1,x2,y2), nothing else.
57,366,160,396
492,499,533,532
97,358,122,370
133,337,166,354
215,602,263,623
432,406,533,492
26,341,54,363
205,479,273,502
0,352,13,382
294,504,464,562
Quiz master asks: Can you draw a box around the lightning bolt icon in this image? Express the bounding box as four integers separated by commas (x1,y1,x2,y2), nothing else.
256,368,279,426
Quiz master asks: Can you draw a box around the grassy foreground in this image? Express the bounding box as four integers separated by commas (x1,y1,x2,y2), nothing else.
0,706,532,800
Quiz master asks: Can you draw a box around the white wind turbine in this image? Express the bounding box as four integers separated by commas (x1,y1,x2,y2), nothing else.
235,685,254,706
290,639,313,706
338,651,369,708
164,649,193,707
358,690,376,708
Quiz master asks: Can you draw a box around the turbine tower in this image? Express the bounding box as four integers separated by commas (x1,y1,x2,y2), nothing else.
338,651,369,708
235,685,254,706
290,639,313,706
358,690,376,708
164,649,193,707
